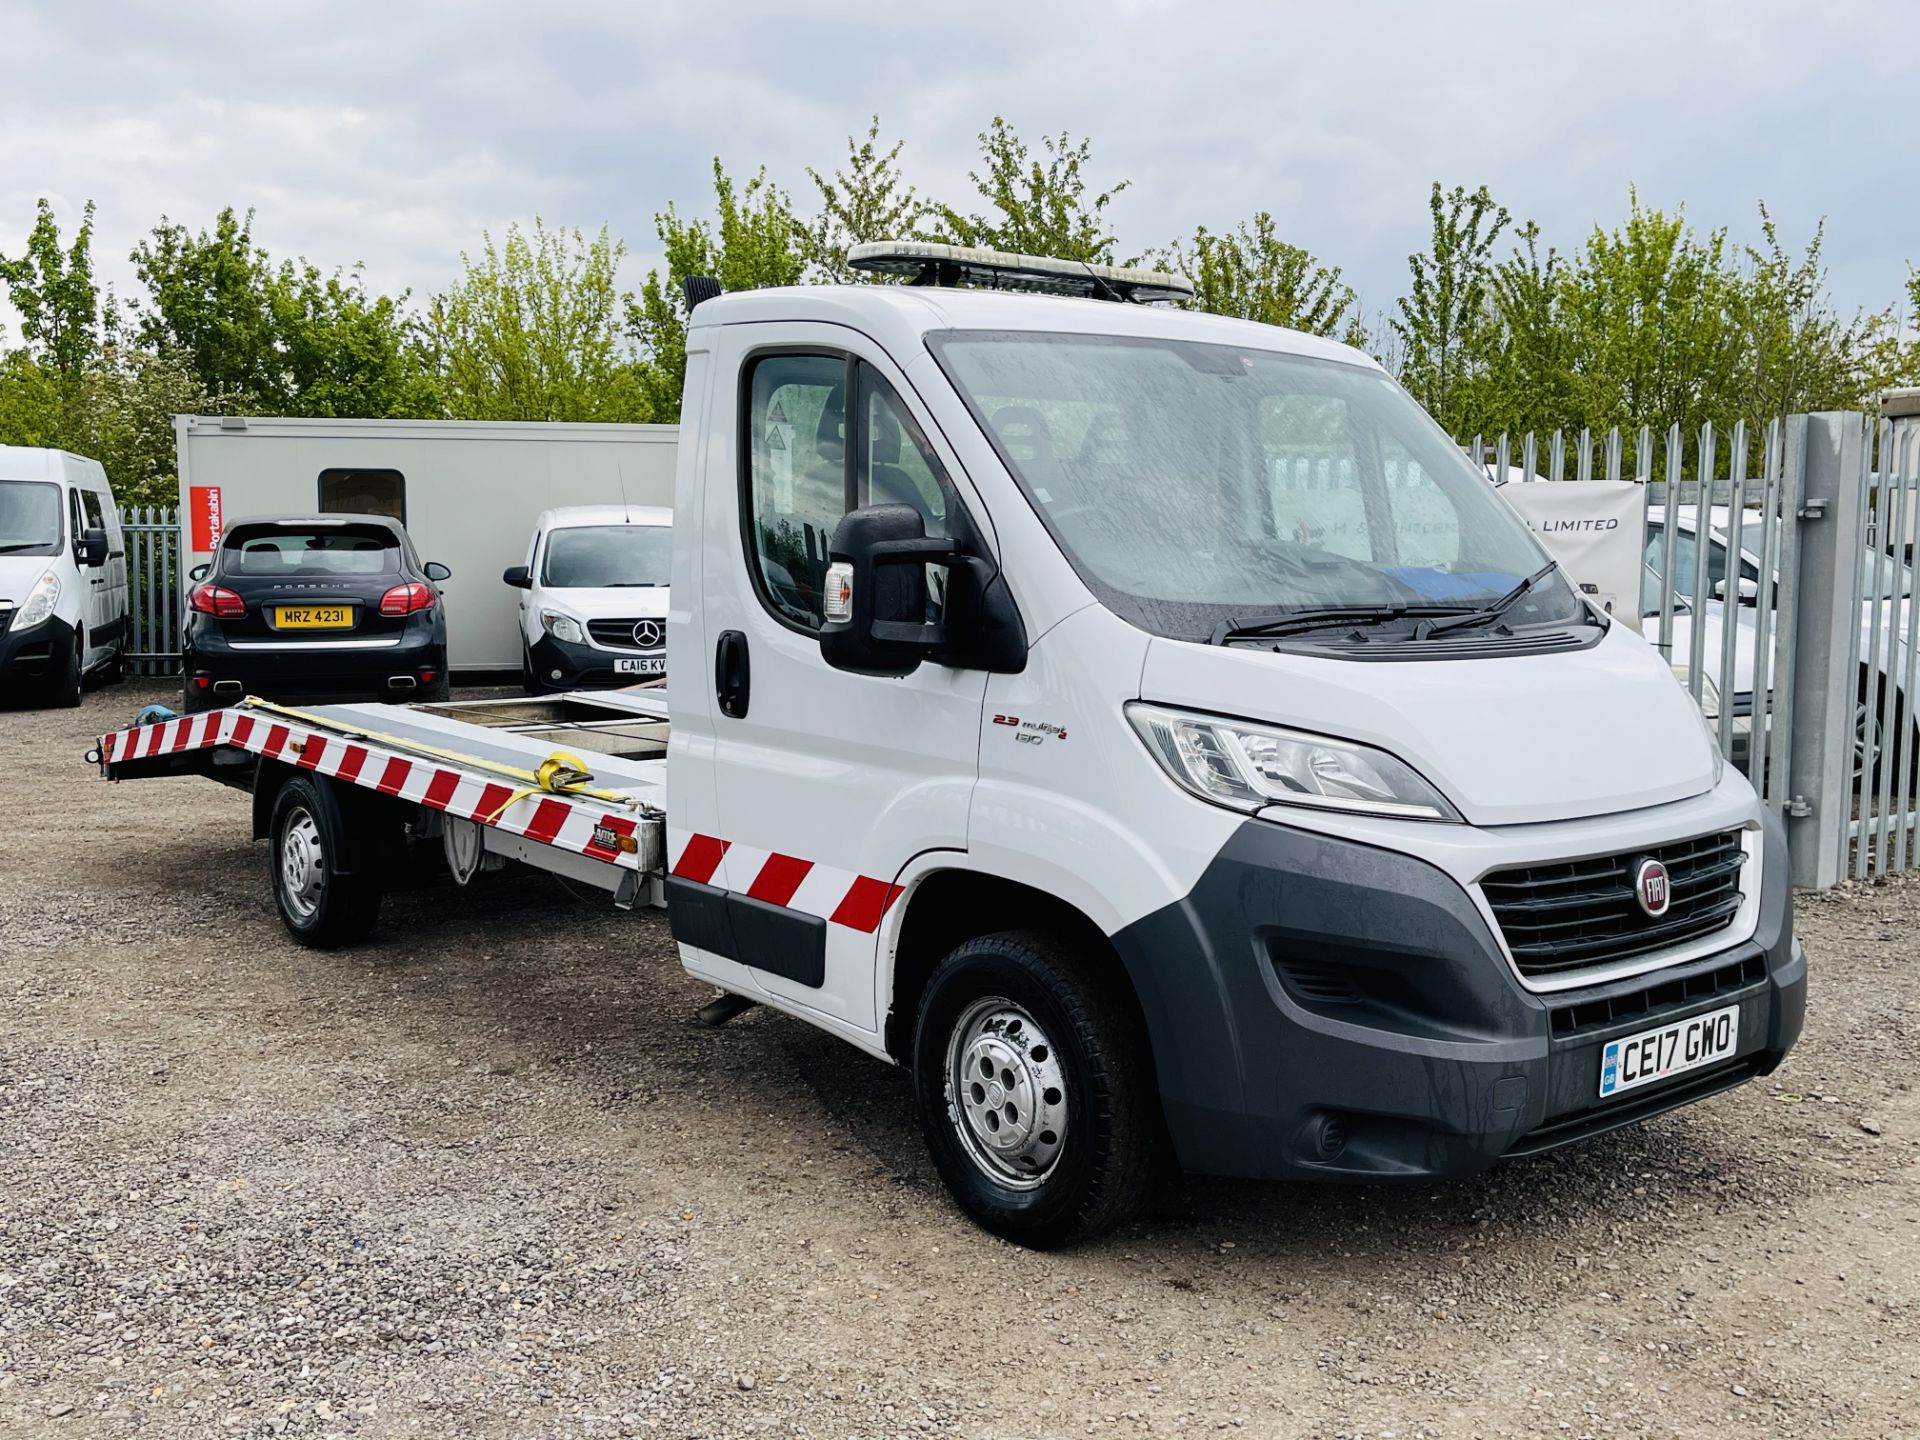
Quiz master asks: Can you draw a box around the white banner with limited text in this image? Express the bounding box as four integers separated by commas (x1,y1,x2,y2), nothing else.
1494,480,1646,634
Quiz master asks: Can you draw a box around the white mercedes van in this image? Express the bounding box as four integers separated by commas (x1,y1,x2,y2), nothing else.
503,504,672,691
0,446,128,706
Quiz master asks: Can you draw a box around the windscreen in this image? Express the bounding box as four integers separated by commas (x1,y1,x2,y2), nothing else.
541,525,673,588
0,480,62,556
221,525,399,577
931,331,1579,641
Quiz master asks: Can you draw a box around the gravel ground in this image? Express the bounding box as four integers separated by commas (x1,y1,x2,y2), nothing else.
2,682,1917,1440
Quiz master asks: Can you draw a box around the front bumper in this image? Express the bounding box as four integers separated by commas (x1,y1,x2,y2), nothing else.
1110,808,1803,1182
0,613,75,685
529,632,666,689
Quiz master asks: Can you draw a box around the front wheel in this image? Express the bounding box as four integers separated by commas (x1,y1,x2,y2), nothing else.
269,775,384,947
912,931,1158,1249
51,631,83,708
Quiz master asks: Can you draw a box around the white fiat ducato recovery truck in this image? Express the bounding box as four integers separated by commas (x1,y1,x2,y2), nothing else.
94,244,1804,1247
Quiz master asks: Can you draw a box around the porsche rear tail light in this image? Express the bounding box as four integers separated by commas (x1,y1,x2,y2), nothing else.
379,582,435,616
188,582,245,618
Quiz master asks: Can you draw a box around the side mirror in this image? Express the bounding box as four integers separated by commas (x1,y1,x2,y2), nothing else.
819,506,957,677
79,527,109,567
819,505,1028,678
1714,577,1760,605
189,562,211,583
502,565,532,589
424,561,452,582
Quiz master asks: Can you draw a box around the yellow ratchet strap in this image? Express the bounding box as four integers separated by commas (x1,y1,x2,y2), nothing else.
240,697,637,825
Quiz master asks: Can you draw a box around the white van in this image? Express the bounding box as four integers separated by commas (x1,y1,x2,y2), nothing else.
0,446,128,706
504,505,672,691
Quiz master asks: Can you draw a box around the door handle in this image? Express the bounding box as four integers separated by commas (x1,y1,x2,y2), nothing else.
715,630,750,719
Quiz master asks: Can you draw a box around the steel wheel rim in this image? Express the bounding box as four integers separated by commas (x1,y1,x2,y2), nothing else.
1855,701,1882,780
279,806,325,920
943,996,1069,1190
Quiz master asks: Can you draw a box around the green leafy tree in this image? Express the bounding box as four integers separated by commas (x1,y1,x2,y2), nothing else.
0,198,107,380
1474,221,1577,436
1730,208,1898,422
131,206,427,416
131,208,283,401
1391,183,1510,433
1552,193,1744,438
806,116,927,281
1174,212,1364,343
631,161,811,421
930,118,1129,262
427,220,647,423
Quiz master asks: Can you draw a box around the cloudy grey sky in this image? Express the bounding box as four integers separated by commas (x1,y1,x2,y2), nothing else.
3,0,1916,337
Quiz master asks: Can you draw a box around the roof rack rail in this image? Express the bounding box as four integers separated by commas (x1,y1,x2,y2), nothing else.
846,240,1194,305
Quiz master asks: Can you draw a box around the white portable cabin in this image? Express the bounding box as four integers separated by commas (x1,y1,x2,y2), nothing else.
174,416,679,674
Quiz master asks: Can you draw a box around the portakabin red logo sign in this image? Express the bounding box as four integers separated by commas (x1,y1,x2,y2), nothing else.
189,485,223,552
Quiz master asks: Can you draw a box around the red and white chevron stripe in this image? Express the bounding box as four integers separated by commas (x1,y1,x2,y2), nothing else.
98,711,643,868
665,827,903,935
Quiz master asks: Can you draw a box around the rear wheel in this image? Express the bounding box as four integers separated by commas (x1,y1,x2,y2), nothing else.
268,775,384,948
181,683,218,715
912,930,1158,1249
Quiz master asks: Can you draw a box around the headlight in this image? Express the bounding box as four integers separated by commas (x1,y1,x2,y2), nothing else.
540,610,585,644
1126,703,1461,822
18,570,60,629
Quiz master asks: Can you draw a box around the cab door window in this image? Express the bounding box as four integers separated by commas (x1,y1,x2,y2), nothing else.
744,354,961,631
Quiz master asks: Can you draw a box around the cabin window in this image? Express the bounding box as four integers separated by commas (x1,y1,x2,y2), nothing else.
318,468,406,524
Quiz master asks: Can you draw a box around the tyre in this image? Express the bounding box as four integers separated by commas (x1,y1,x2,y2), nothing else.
268,775,384,948
51,630,83,708
1855,674,1920,796
181,683,218,715
912,930,1158,1249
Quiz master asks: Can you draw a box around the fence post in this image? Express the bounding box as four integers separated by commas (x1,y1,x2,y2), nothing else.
1787,412,1867,888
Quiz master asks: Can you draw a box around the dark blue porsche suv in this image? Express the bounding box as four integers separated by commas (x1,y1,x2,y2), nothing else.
181,515,451,712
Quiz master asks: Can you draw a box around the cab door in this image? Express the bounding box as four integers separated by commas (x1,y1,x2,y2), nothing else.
66,486,104,666
81,483,126,663
673,324,990,1039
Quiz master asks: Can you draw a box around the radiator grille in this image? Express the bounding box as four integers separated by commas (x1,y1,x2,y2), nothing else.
1482,830,1747,979
585,618,665,651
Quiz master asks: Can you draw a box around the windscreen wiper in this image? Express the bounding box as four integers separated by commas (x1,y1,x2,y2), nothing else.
0,542,48,554
1412,561,1561,639
1210,604,1466,645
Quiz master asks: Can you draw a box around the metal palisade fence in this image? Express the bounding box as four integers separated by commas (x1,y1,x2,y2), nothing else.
1845,413,1920,881
120,505,183,677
